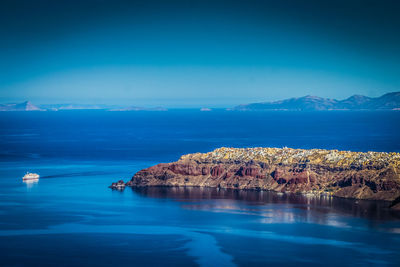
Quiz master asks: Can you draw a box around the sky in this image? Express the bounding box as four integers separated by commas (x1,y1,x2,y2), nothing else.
0,0,399,107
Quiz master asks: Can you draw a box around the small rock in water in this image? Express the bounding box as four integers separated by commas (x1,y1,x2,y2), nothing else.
109,180,126,190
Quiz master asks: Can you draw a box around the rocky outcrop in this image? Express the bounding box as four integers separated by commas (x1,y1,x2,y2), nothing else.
116,147,400,202
109,180,126,190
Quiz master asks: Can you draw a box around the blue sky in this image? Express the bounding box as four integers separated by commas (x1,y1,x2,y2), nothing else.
1,0,399,107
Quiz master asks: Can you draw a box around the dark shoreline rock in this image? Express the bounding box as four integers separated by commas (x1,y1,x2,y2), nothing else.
389,196,400,210
111,147,400,202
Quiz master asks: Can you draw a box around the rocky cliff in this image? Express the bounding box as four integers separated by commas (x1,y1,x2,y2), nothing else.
113,147,400,202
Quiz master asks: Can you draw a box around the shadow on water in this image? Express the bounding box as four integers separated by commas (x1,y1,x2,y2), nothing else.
131,186,400,222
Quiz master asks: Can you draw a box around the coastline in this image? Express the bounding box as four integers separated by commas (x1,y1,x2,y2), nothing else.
111,147,400,206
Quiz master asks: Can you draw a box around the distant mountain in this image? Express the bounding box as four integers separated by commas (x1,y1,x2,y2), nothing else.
0,101,43,111
233,92,400,111
0,101,169,112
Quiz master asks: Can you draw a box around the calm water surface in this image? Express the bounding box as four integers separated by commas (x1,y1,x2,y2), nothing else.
0,111,400,266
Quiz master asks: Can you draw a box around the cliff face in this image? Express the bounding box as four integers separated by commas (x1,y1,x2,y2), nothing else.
121,147,400,201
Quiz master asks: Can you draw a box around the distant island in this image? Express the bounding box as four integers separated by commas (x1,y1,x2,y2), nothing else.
233,91,400,111
0,101,44,111
0,101,168,112
2,92,400,112
111,147,400,208
108,106,167,112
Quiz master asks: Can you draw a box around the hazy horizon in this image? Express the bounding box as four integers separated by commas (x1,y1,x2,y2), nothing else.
1,90,399,109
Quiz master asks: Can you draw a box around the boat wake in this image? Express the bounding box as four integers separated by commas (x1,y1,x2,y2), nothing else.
40,171,115,179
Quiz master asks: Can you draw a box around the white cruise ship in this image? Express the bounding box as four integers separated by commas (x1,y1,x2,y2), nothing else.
22,172,40,181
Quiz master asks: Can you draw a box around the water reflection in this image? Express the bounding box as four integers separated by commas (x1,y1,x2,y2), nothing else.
23,179,38,189
131,186,400,224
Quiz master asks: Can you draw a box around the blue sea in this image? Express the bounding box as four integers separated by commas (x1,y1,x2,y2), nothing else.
0,110,400,266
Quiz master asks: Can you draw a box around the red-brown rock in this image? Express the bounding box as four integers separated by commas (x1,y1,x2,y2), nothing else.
117,147,400,202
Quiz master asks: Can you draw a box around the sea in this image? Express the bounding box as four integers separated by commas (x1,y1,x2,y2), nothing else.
0,110,400,266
